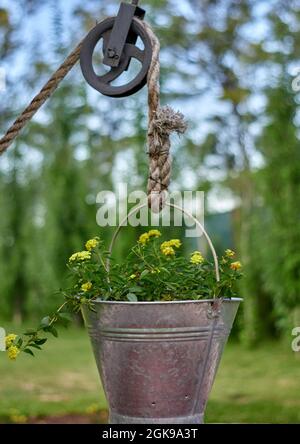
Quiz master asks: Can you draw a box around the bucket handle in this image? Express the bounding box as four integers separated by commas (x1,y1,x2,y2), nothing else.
107,202,220,284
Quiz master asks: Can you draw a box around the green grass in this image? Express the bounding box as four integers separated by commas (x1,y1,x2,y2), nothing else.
0,326,106,420
0,324,299,423
208,340,300,423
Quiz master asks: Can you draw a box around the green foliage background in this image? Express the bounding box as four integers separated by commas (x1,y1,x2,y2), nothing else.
1,0,300,347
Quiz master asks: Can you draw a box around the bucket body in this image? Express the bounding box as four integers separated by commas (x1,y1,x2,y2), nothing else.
82,298,241,424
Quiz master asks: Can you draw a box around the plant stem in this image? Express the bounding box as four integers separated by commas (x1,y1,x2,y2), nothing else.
49,301,68,326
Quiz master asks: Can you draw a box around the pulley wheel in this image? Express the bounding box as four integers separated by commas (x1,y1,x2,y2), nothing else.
80,17,152,98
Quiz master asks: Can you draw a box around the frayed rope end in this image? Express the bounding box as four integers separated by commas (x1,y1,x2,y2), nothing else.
150,106,188,137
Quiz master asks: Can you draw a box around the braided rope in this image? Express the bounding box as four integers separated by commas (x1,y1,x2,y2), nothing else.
0,39,83,155
0,21,187,216
142,21,187,213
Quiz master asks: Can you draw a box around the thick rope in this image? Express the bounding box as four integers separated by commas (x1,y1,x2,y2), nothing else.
0,22,187,215
0,39,83,155
142,21,187,213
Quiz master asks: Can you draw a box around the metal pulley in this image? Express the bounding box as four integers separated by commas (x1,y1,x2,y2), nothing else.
80,1,153,98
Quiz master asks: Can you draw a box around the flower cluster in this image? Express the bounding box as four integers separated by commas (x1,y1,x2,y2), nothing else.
81,282,93,292
190,251,204,265
5,334,20,361
69,251,91,262
9,409,27,424
69,237,100,263
7,345,20,361
138,229,161,245
85,237,100,251
160,239,182,256
230,261,242,271
225,249,235,258
5,333,17,349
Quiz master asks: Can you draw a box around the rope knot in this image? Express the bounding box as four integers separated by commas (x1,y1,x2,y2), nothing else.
147,105,187,213
143,20,187,213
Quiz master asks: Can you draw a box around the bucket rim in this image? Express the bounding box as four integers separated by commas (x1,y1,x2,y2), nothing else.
90,297,243,305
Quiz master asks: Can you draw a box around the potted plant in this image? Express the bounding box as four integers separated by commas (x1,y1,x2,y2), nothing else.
4,205,242,424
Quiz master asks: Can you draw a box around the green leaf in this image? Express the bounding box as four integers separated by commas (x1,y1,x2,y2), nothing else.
16,337,23,347
48,326,58,338
58,312,72,327
140,270,149,279
160,267,170,274
129,286,143,293
167,283,177,290
58,313,72,322
23,349,35,357
34,338,47,345
30,344,42,350
40,316,51,328
127,293,138,302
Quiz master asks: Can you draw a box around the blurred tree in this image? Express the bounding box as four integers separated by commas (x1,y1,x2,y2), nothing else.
256,79,300,334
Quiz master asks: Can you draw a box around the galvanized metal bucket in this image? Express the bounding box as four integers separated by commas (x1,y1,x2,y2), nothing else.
82,203,242,424
82,298,241,424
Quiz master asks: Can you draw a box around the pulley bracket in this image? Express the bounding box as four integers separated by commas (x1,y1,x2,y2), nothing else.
103,1,145,68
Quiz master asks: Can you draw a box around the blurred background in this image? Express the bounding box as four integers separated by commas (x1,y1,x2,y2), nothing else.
0,0,300,424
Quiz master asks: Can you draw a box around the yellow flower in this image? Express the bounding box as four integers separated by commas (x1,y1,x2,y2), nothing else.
161,294,174,301
148,229,161,238
161,246,175,256
225,249,235,258
168,239,182,248
7,346,20,361
5,334,17,349
139,230,162,245
230,261,242,271
190,251,204,265
129,274,136,280
10,414,27,424
9,409,27,424
160,241,177,256
85,237,100,251
160,239,181,250
81,282,93,292
69,251,91,262
138,233,150,245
